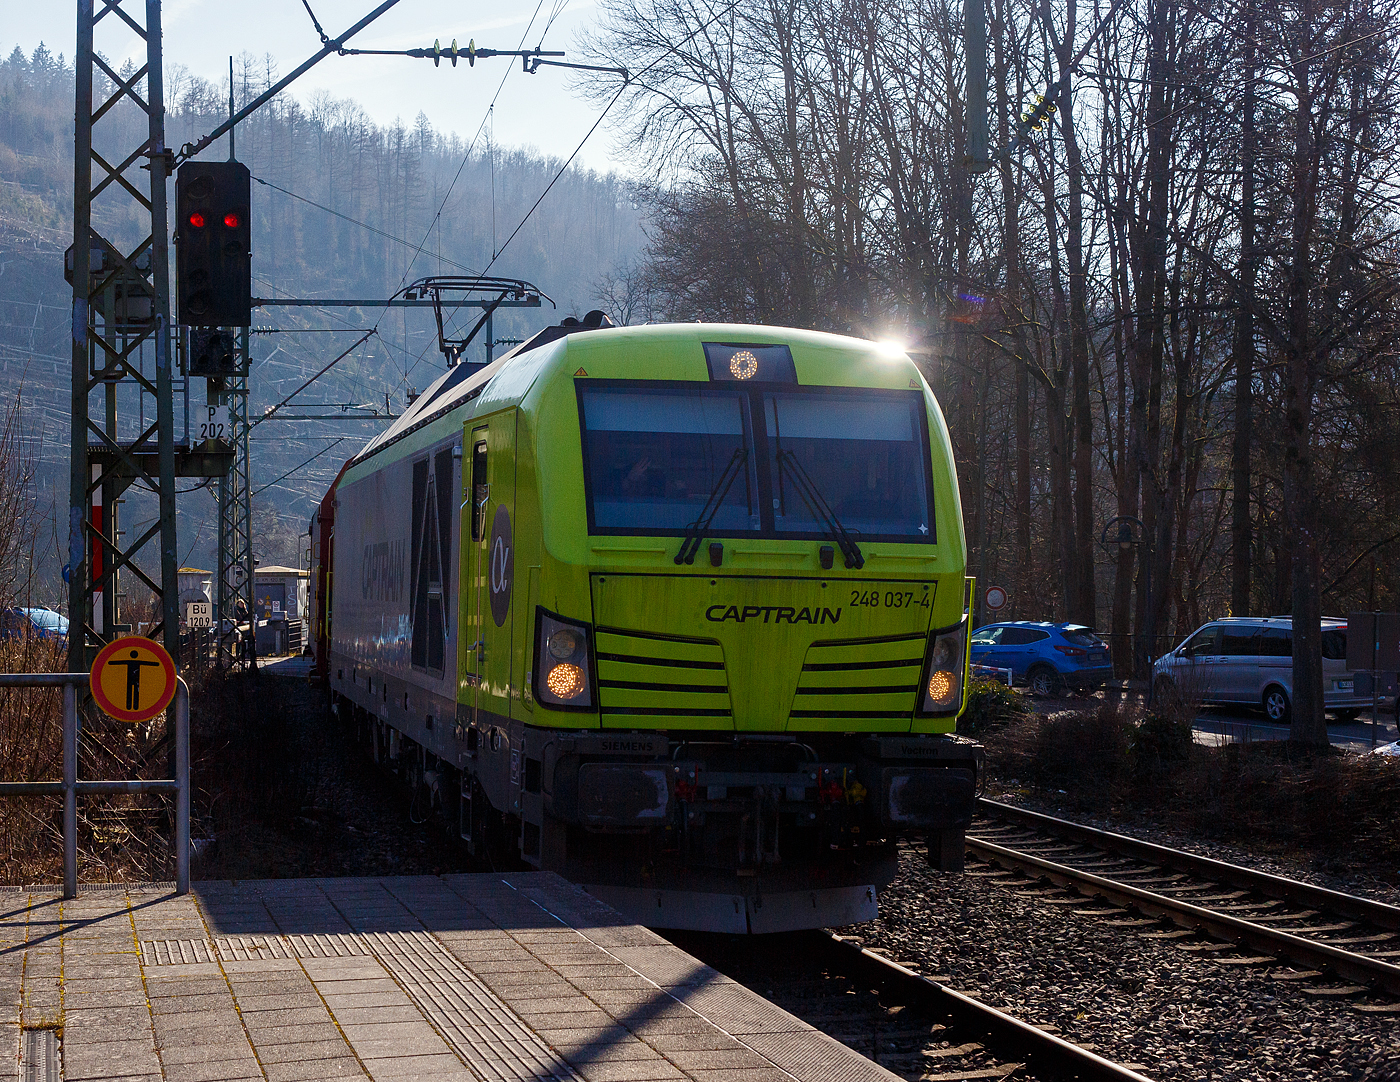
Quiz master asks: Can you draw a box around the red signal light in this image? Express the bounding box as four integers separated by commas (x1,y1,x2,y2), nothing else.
223,212,240,228
188,212,205,228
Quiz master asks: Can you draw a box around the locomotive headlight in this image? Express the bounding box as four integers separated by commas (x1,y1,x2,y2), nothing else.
546,663,587,700
926,669,956,707
535,609,595,709
918,617,968,717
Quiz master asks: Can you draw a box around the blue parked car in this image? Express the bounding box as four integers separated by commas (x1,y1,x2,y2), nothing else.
0,607,70,645
970,621,1112,696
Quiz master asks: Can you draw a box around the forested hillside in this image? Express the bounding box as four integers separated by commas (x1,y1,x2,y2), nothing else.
0,43,645,589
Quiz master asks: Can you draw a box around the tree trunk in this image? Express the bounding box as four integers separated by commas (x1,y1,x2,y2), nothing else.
1046,0,1096,626
993,0,1034,604
1284,5,1327,745
1231,4,1256,617
1133,0,1172,677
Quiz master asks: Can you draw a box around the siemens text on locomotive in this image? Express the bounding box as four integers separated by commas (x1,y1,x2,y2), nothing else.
310,317,983,933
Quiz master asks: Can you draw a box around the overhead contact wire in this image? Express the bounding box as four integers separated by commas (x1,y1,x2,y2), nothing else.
253,330,377,428
482,0,745,273
253,438,348,497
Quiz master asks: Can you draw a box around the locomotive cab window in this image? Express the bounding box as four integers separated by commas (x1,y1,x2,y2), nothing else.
578,385,760,534
578,381,936,543
764,390,934,543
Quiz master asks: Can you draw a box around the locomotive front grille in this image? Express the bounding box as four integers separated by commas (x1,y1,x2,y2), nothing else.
790,633,925,721
595,629,733,723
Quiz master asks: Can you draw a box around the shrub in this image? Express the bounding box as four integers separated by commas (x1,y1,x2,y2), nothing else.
1129,710,1194,777
959,676,1031,735
985,703,1134,811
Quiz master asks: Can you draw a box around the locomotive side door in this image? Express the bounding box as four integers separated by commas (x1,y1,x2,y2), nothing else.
463,411,518,727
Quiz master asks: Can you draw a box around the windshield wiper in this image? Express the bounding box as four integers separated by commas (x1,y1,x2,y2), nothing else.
776,450,865,569
675,448,748,565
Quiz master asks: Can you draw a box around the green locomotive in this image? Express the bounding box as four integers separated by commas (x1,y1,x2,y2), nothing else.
313,317,983,932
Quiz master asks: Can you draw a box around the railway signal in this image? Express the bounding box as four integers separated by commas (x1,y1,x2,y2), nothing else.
187,327,241,376
176,161,251,327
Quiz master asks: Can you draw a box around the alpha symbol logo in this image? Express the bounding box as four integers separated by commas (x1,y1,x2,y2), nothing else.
488,504,513,627
491,538,509,593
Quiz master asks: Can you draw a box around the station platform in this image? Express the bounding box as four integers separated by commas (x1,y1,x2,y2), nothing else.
1,873,899,1082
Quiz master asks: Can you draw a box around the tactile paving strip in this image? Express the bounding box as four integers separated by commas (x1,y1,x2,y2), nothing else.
360,929,584,1082
219,933,372,960
141,932,372,965
141,939,215,965
141,927,583,1081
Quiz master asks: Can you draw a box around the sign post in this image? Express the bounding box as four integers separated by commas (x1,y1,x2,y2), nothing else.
1346,613,1400,748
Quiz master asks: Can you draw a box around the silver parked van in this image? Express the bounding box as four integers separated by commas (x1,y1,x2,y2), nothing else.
1151,616,1371,723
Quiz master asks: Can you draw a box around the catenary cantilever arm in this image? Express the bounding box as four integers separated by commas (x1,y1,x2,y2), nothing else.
177,0,405,164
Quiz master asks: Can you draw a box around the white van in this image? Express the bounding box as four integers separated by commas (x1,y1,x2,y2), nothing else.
1151,616,1373,723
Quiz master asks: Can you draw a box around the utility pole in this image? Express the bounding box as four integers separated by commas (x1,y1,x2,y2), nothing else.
215,328,255,669
68,0,229,674
212,58,255,669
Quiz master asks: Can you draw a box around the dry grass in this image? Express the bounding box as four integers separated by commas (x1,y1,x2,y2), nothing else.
0,654,330,884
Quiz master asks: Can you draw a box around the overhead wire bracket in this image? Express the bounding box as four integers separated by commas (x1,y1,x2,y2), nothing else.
300,0,331,45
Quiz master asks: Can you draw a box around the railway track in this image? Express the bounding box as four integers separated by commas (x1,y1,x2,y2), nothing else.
671,928,1154,1082
968,798,1400,1001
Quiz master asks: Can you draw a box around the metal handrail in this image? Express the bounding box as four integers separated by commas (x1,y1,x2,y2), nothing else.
0,673,189,897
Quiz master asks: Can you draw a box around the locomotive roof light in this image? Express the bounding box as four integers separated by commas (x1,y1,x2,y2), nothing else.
729,350,759,379
704,342,797,383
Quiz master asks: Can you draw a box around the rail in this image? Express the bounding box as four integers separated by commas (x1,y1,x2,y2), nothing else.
0,673,189,898
818,931,1156,1082
969,798,1400,994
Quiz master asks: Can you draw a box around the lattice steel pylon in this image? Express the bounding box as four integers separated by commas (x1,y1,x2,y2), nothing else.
68,0,230,673
216,329,254,668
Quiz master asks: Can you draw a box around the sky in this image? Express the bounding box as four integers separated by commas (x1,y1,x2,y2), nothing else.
8,0,631,174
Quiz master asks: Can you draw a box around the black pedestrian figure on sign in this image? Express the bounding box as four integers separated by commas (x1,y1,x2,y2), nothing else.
109,649,159,711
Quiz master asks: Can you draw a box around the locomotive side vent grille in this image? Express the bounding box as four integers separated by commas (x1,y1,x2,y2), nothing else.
595,628,732,721
790,633,925,720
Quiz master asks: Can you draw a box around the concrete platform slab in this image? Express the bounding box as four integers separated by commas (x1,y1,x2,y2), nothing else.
0,873,900,1082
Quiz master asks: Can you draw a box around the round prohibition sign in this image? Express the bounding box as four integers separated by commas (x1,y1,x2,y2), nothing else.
90,636,177,723
984,585,1008,612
